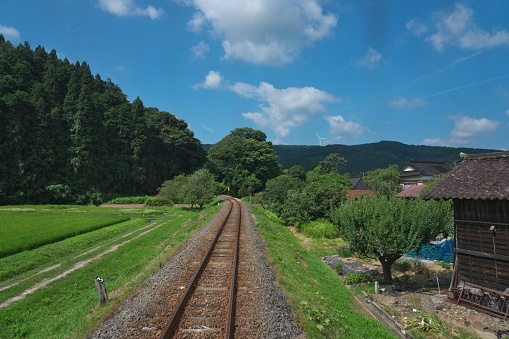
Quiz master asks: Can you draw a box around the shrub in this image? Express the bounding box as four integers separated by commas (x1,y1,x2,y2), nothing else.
145,196,171,206
394,260,412,272
107,196,151,204
345,272,371,285
337,245,352,258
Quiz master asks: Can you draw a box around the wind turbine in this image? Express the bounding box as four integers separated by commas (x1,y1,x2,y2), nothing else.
367,128,377,143
316,133,327,146
273,136,281,145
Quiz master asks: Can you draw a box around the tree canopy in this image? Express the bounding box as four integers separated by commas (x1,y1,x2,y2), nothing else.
332,195,452,282
0,36,206,204
206,127,281,196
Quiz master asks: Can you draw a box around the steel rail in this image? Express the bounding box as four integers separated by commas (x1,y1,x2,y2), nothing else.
160,197,240,339
226,200,241,339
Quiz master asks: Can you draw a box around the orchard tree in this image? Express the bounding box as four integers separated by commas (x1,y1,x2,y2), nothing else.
332,195,452,282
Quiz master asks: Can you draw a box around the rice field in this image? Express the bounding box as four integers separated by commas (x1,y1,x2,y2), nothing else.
0,212,130,258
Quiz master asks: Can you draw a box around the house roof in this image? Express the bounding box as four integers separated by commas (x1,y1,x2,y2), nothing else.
421,152,509,200
348,177,372,190
399,160,451,178
347,190,374,199
397,185,426,198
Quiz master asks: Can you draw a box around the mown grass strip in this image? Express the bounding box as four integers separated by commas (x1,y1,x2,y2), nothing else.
0,203,221,339
0,213,129,258
250,205,396,339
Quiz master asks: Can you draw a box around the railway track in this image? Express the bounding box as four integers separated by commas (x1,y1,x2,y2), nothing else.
160,196,241,338
92,197,301,338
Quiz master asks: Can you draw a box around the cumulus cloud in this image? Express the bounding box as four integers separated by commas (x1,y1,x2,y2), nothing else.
423,113,499,146
388,97,426,109
449,114,499,143
193,70,224,90
191,41,210,59
229,81,337,137
358,47,382,69
184,0,337,66
325,115,364,142
0,24,21,41
406,18,427,37
424,3,509,52
98,0,163,19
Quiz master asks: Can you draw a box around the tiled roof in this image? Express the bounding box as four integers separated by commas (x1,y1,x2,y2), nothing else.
397,185,425,198
421,152,509,200
400,160,451,177
348,177,372,190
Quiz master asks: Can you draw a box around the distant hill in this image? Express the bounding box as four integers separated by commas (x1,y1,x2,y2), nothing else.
271,141,500,176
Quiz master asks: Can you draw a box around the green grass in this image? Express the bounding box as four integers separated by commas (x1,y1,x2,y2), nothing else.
0,212,129,258
250,205,396,338
297,219,340,239
0,203,222,339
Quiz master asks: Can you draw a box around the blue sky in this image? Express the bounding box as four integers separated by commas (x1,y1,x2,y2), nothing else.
1,1,509,149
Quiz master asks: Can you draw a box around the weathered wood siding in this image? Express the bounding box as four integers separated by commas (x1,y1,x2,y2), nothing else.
454,199,509,291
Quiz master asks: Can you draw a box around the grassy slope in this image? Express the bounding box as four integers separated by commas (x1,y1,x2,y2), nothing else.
250,205,396,338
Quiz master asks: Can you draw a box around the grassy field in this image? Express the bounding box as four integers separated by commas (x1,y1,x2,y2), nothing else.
250,205,396,338
0,212,129,258
0,203,222,338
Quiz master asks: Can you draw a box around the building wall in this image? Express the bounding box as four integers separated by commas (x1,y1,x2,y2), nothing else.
454,199,509,291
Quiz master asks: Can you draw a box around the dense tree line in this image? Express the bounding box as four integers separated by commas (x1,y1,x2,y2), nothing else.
0,35,205,205
273,141,500,175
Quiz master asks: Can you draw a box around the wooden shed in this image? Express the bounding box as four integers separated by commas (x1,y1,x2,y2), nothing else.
422,151,509,318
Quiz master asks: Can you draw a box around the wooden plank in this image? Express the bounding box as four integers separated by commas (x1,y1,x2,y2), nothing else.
456,248,509,262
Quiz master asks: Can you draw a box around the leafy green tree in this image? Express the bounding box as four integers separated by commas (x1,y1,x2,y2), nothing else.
159,169,217,209
206,128,281,195
263,174,304,214
229,127,267,142
186,169,217,209
159,174,188,204
364,165,401,196
319,153,346,174
332,195,452,282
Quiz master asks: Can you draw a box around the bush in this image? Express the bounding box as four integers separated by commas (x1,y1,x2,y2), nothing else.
393,260,412,272
106,196,151,204
145,196,171,206
338,245,352,258
345,272,371,285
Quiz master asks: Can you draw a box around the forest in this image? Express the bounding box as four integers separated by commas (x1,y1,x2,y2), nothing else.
1,35,500,206
272,141,500,176
0,35,206,205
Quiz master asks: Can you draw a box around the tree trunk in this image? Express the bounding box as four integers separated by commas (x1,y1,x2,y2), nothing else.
379,255,399,283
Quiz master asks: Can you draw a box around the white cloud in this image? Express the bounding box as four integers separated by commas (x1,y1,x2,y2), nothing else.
98,0,163,19
191,41,210,59
229,81,336,137
406,18,427,37
193,70,223,90
427,3,509,52
185,0,337,66
423,113,499,146
388,97,426,109
358,47,382,69
325,115,364,142
0,24,21,41
449,114,499,144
